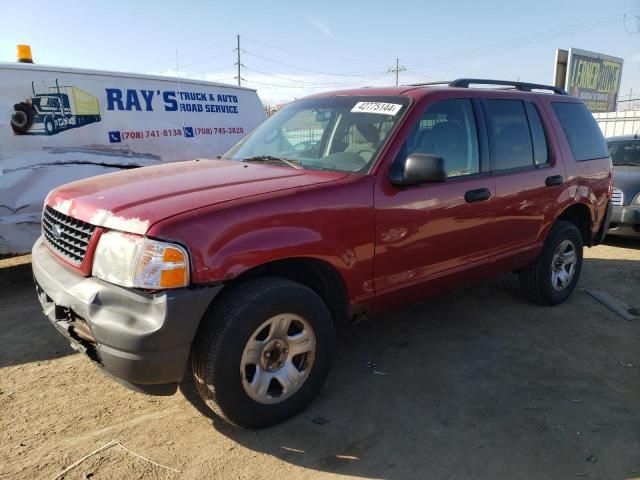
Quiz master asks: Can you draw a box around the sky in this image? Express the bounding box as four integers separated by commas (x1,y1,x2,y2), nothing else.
1,0,639,105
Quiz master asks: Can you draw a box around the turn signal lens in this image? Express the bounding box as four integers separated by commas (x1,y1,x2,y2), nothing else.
133,241,189,289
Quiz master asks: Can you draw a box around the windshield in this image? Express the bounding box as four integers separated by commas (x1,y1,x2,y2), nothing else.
223,96,411,173
608,139,640,166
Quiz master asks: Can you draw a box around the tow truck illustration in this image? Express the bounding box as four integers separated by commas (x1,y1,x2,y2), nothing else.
11,79,101,135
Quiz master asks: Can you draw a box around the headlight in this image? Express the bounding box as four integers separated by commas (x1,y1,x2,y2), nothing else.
92,231,189,289
634,193,640,205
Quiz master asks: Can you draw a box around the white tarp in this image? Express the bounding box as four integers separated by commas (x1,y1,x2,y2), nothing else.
0,63,266,253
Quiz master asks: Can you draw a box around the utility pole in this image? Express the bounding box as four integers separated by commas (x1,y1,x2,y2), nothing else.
388,58,406,86
235,34,242,86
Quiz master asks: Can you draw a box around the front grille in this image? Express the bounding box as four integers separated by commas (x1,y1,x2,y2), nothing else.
42,205,97,264
611,188,624,206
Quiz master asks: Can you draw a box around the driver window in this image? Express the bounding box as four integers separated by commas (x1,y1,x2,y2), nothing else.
407,99,480,178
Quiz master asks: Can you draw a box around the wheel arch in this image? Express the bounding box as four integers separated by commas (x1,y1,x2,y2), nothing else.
554,202,593,247
216,256,351,326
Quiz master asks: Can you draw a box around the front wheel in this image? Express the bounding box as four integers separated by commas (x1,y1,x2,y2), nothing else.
44,116,56,135
191,277,335,428
519,220,583,305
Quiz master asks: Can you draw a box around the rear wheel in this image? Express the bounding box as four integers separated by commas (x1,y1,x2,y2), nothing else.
191,277,335,428
519,220,583,305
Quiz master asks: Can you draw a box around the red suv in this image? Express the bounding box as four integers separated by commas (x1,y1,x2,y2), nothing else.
32,79,613,428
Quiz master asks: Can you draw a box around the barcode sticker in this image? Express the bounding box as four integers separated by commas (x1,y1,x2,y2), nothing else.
351,102,403,115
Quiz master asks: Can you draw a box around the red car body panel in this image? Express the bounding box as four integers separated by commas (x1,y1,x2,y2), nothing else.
42,85,613,317
149,174,377,306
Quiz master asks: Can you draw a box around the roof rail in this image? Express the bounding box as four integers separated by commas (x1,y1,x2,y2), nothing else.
448,78,568,95
406,80,451,86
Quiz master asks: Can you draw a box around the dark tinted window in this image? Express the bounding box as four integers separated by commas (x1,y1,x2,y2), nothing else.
551,102,608,161
485,100,533,170
524,102,548,165
608,140,640,166
407,99,479,177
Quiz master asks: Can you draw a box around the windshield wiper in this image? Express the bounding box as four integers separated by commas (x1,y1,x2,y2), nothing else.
242,155,303,169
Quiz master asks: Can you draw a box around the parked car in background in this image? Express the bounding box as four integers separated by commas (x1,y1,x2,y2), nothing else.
607,134,640,238
32,79,612,428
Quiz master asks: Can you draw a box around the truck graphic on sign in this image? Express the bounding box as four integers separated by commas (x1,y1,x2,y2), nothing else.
10,79,101,135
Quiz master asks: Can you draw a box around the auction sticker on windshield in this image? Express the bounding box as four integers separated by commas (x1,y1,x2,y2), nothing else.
351,102,402,115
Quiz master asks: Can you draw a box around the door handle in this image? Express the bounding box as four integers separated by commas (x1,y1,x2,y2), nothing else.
545,175,564,187
464,188,491,203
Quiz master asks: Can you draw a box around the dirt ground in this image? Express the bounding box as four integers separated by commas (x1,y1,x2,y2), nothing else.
1,238,639,480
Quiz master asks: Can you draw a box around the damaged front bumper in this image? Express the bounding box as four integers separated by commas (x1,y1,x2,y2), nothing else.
31,237,222,394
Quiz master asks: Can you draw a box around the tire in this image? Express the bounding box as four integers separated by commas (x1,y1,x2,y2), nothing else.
10,104,33,134
191,276,335,428
44,116,56,135
519,220,583,306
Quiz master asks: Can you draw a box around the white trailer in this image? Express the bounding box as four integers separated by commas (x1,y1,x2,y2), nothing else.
0,62,266,253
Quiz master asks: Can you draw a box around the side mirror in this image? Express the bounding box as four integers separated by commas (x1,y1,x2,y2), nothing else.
390,153,446,186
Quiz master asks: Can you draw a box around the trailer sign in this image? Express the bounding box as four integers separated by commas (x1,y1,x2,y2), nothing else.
105,88,240,113
0,62,266,253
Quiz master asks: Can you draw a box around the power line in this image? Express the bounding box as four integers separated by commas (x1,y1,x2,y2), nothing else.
623,14,640,34
241,35,379,63
242,73,391,90
407,11,636,70
242,65,389,87
179,49,234,69
241,49,386,77
189,63,236,77
388,58,406,86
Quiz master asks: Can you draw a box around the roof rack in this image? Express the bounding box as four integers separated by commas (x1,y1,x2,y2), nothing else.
408,78,567,95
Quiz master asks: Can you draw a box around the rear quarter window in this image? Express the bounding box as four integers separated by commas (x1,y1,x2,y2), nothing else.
551,102,608,161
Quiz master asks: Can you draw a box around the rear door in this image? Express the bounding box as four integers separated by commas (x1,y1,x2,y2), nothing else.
373,97,497,311
483,97,566,266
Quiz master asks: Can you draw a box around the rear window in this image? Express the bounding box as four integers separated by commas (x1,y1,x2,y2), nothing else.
551,102,609,161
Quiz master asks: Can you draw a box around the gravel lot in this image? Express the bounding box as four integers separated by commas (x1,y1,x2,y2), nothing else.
1,238,639,480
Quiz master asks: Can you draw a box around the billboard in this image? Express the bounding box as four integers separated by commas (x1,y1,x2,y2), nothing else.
554,48,623,113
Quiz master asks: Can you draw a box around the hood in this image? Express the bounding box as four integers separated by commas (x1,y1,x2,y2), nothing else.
47,160,349,234
613,165,640,203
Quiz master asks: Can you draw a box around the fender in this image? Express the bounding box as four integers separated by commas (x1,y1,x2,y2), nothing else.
544,159,612,245
148,175,377,306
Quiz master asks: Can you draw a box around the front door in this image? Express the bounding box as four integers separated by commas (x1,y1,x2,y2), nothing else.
373,97,496,313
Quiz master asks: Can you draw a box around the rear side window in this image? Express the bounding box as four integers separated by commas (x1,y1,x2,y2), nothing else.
551,102,608,161
485,100,533,170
